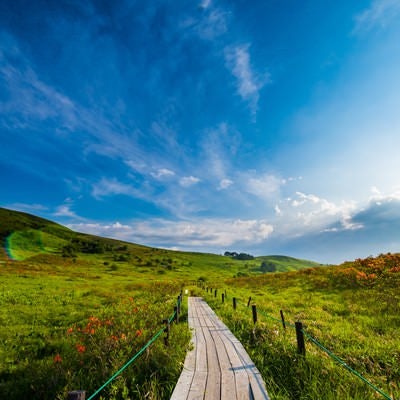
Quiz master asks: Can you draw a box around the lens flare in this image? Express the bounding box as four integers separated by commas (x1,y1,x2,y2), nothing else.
5,230,45,261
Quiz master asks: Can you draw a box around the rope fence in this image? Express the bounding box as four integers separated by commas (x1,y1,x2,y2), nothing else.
199,282,393,400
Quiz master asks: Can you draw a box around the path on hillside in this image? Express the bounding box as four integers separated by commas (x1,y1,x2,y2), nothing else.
170,297,270,400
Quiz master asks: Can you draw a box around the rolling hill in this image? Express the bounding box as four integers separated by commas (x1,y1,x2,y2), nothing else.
0,207,318,277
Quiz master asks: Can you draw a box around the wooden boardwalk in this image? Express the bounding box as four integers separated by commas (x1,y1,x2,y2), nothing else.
170,297,270,400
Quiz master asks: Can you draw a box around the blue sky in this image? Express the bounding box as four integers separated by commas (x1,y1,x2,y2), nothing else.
1,0,400,264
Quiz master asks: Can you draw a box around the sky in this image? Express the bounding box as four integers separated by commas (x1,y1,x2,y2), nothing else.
1,0,400,264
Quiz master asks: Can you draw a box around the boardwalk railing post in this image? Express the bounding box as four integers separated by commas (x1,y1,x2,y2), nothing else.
295,321,306,356
177,295,181,315
233,297,237,310
222,293,225,303
247,296,252,307
174,306,179,323
163,319,170,346
224,289,227,299
280,310,286,330
252,304,257,324
214,289,217,298
67,391,86,400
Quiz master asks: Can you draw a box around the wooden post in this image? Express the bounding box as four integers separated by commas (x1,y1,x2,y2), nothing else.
163,319,170,346
67,391,86,400
214,289,217,298
252,304,257,324
222,293,225,303
295,322,305,355
233,297,237,310
280,310,286,330
247,296,252,307
224,289,227,299
174,306,179,323
177,295,181,314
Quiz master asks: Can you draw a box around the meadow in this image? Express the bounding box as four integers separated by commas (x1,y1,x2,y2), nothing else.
1,207,399,399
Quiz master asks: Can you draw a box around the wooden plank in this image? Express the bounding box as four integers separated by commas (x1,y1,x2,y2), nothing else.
171,297,269,400
209,325,236,400
187,298,207,399
197,302,221,399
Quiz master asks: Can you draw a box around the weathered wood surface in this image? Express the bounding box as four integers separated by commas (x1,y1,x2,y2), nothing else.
170,297,270,400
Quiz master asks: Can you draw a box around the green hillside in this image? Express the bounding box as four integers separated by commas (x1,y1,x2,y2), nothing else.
255,254,322,272
0,207,317,277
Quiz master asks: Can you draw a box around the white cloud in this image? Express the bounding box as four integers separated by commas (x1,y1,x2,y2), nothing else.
68,221,134,241
274,205,282,216
54,205,76,218
276,191,359,235
224,44,270,114
354,0,400,33
151,168,175,179
197,8,229,39
0,36,78,130
179,176,201,187
6,203,48,213
68,217,274,249
369,186,400,203
91,178,140,199
200,0,211,9
244,173,282,200
218,178,233,190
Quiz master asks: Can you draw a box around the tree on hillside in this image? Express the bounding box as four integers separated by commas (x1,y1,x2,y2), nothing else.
260,261,276,273
224,251,254,260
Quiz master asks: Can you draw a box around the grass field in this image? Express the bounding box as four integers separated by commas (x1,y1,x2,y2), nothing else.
1,207,399,399
202,255,400,399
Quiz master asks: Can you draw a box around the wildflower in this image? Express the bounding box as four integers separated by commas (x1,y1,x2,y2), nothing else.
135,329,142,337
67,327,74,335
53,354,62,364
120,333,127,340
76,344,86,353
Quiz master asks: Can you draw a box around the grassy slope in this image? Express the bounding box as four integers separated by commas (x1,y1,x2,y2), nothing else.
0,207,317,277
255,254,322,272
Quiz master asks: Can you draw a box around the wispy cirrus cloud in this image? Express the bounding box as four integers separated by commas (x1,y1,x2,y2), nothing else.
181,1,229,40
6,203,48,213
150,168,176,180
224,44,270,115
91,178,142,199
244,172,283,200
179,176,201,187
0,34,78,130
218,178,233,190
353,0,400,33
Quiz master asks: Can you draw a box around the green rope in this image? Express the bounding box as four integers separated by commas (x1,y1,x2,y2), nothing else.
302,330,392,400
87,306,179,400
257,308,285,324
